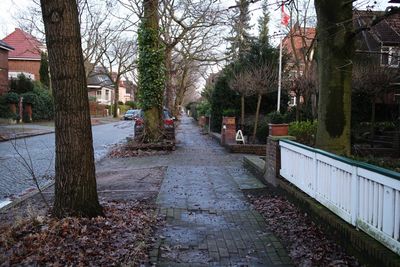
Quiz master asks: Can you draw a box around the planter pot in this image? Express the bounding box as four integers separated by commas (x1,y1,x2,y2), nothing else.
269,123,289,136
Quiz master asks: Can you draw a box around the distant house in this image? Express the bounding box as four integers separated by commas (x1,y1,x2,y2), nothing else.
282,25,316,78
281,25,316,107
118,80,136,103
354,10,400,106
2,28,45,81
354,10,400,68
0,40,14,95
87,70,114,105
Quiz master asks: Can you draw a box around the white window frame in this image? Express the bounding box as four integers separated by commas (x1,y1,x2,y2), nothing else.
381,46,399,67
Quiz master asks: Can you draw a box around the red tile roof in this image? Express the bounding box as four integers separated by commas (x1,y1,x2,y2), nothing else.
2,28,43,60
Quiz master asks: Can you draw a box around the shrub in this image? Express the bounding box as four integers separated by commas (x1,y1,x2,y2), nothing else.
256,118,269,144
9,73,34,94
118,101,124,105
21,88,54,121
196,100,211,117
0,95,18,119
125,101,136,108
288,120,318,146
222,108,238,117
22,92,38,104
4,92,19,104
267,111,288,124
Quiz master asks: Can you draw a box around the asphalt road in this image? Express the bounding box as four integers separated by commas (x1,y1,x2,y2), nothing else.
0,121,134,201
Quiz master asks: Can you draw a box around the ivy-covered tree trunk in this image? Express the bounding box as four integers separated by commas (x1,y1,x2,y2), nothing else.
138,0,165,142
315,0,354,156
40,0,103,217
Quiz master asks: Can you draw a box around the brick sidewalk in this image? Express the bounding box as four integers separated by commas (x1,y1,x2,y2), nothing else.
149,115,292,266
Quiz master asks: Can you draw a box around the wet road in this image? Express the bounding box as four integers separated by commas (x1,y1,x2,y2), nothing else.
0,121,134,201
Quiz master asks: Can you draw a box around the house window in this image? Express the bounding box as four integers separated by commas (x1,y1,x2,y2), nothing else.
289,96,297,107
105,90,109,100
96,90,101,96
381,46,399,67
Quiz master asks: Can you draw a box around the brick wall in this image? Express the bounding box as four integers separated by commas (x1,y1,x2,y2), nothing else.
221,116,236,145
0,50,9,95
228,144,266,156
9,60,41,80
264,137,280,186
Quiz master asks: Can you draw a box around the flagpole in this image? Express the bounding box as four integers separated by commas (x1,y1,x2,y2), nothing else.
277,35,283,112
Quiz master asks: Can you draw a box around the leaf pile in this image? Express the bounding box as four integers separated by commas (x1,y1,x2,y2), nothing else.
248,193,361,267
108,142,174,158
0,201,161,266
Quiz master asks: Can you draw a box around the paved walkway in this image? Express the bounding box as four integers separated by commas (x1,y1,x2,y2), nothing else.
152,116,292,266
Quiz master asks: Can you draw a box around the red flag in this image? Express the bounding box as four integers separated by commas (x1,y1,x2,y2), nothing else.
281,4,290,26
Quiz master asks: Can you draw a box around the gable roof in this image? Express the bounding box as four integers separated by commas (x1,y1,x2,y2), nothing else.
2,28,43,60
354,10,400,46
0,40,14,51
87,71,114,89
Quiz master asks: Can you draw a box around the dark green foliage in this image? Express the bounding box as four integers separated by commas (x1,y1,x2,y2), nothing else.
137,22,165,111
189,102,198,120
0,95,18,119
118,101,124,105
4,92,19,104
196,101,211,116
266,111,288,124
39,52,50,88
21,92,38,104
9,73,34,94
21,87,54,121
125,101,136,108
255,118,269,144
222,108,238,117
289,120,318,146
210,73,240,132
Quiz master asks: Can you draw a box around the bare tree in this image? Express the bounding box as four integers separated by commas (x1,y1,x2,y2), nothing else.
229,70,254,129
97,37,136,117
352,63,398,146
248,63,278,142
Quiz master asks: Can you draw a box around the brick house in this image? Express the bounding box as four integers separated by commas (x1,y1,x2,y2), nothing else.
2,28,45,81
0,40,14,95
281,25,316,107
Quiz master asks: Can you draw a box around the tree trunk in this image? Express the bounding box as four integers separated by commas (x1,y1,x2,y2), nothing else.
113,78,119,118
252,94,262,144
370,100,376,148
315,0,354,156
40,0,103,217
295,94,300,121
144,107,162,142
241,94,245,130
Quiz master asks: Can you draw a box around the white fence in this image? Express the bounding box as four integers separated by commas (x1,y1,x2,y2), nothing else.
279,140,400,255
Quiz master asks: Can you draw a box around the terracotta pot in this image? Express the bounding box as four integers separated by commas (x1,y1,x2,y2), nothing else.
269,123,289,136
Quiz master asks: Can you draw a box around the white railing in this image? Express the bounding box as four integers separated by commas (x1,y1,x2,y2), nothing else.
279,140,400,255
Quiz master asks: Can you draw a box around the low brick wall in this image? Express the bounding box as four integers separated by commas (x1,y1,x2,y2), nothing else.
227,144,266,156
279,179,400,267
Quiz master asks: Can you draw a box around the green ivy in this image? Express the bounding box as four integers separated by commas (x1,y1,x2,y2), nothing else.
137,21,165,111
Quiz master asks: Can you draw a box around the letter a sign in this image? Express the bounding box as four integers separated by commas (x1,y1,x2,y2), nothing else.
236,130,245,144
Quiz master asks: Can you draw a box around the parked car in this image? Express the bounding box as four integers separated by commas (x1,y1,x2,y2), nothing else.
134,109,175,140
123,109,140,120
